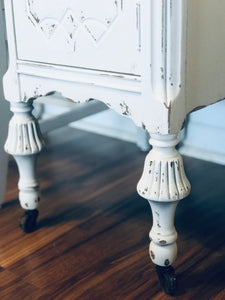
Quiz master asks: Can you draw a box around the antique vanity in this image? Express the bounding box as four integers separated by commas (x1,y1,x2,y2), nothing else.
2,0,225,294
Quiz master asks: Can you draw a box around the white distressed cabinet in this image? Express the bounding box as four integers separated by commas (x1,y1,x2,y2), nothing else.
2,0,225,294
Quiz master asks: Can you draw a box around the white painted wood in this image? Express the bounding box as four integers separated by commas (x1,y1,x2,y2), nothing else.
137,133,190,266
149,200,178,267
5,102,44,209
12,0,141,75
14,154,40,210
3,0,179,135
5,102,44,155
4,0,225,134
137,134,190,202
3,0,225,273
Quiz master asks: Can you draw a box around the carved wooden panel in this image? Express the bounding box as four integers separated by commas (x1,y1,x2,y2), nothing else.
27,0,120,47
13,0,141,74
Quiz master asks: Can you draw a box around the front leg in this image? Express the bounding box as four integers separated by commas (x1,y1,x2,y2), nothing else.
137,133,190,294
5,101,44,232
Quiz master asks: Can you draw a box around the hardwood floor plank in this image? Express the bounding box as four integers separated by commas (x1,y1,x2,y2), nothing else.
0,269,42,300
0,127,224,299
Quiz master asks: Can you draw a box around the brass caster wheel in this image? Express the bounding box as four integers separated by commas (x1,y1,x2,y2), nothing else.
20,209,39,233
156,265,177,295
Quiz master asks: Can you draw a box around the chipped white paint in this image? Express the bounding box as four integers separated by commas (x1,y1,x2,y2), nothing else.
137,133,190,266
150,0,183,105
11,0,140,75
14,154,41,210
137,134,190,201
3,0,225,272
149,201,178,267
5,102,44,210
26,0,121,48
5,102,44,155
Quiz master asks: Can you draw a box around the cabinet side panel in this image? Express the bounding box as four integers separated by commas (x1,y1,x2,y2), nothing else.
186,0,225,113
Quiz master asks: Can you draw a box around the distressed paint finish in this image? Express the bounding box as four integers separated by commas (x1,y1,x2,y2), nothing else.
137,134,190,201
3,0,225,287
27,0,121,48
5,102,44,210
5,102,44,155
3,0,189,135
149,200,178,267
150,0,183,106
11,0,141,75
137,133,190,267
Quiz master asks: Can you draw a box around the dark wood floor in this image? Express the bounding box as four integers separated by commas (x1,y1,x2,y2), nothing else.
0,127,224,300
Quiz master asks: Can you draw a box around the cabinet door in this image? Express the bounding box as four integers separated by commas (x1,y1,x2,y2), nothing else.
12,0,141,75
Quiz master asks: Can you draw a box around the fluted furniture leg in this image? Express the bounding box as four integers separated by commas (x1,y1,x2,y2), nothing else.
4,101,44,232
137,133,190,294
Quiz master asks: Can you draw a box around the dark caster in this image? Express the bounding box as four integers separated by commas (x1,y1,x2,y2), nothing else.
20,209,39,233
156,265,177,295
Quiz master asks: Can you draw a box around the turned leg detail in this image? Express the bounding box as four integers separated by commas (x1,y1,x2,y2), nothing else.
5,101,44,232
148,200,178,267
137,133,190,294
137,134,190,201
14,155,40,210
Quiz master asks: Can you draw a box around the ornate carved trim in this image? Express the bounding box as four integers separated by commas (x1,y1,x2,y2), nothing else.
137,134,190,201
26,0,121,50
4,102,44,155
